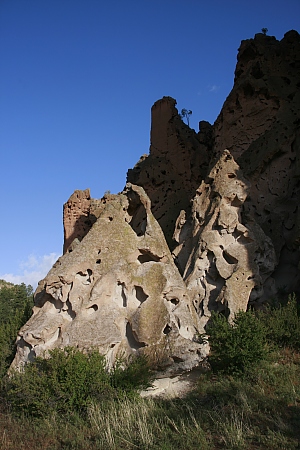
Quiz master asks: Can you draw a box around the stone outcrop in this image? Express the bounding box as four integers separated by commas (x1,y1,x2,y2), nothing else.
11,184,205,373
12,30,300,372
63,189,104,253
213,30,300,296
173,150,276,324
127,97,212,249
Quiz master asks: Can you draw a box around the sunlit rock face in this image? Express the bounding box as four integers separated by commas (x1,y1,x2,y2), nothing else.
173,150,276,324
11,185,204,373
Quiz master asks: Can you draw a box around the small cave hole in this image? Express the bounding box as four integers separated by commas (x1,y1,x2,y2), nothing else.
127,190,148,237
96,259,101,264
227,173,236,179
170,298,179,306
126,322,145,350
138,250,160,263
163,324,172,335
66,299,76,320
231,196,243,207
90,304,98,312
117,282,127,307
134,286,148,304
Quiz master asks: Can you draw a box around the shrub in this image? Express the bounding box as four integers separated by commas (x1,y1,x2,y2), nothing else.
3,347,152,417
259,294,300,350
208,310,268,375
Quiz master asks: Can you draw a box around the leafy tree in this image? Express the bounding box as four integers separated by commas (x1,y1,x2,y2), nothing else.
180,108,192,126
261,27,268,35
0,281,33,377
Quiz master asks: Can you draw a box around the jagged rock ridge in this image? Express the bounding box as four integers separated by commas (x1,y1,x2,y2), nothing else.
12,30,300,372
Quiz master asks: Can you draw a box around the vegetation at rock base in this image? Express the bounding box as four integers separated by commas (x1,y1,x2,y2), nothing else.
0,281,300,449
0,281,33,378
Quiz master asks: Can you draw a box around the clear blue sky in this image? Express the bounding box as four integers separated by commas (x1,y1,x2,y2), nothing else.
0,0,299,288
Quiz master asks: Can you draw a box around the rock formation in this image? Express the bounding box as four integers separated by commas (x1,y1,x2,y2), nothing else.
12,30,300,372
11,184,204,372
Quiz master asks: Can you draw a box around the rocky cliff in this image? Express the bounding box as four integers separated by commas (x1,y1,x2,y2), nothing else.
12,30,300,372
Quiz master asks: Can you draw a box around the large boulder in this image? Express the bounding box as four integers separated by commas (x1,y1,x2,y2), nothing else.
11,184,205,373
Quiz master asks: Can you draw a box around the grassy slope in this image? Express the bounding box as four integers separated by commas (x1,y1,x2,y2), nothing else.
0,347,299,450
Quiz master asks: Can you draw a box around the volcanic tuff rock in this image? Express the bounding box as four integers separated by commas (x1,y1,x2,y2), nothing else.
12,30,300,371
11,184,204,372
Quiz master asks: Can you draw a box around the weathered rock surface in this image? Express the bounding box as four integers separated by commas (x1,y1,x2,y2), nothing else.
173,150,276,324
12,30,300,372
11,184,204,372
213,30,300,295
127,97,212,249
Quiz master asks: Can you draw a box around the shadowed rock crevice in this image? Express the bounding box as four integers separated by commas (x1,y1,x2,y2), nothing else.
134,286,148,304
126,322,146,350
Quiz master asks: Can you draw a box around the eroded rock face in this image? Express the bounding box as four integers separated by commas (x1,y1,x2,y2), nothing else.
63,189,103,253
173,150,276,324
213,30,300,295
12,185,205,373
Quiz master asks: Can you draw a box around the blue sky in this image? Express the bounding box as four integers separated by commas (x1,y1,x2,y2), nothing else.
0,0,299,288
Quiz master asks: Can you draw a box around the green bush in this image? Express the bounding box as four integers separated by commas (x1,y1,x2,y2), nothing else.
3,347,152,417
208,310,268,376
259,294,300,349
0,282,33,378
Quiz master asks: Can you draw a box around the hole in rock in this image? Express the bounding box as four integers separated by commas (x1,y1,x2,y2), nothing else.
86,304,98,315
227,173,236,179
96,259,101,264
116,282,127,307
127,191,147,236
163,324,172,335
223,250,238,265
76,269,93,284
126,322,145,350
90,304,98,312
138,250,160,263
170,298,179,306
172,356,184,363
134,286,148,304
231,196,243,207
66,300,76,319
